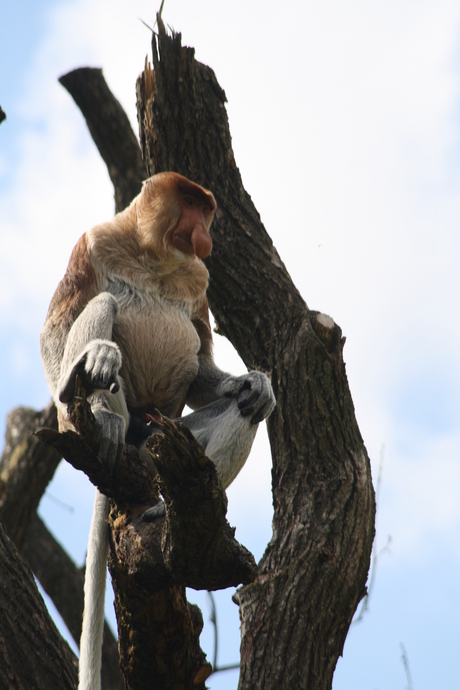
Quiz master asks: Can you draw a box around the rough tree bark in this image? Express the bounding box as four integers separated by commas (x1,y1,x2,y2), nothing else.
0,407,78,690
0,520,77,690
0,17,375,690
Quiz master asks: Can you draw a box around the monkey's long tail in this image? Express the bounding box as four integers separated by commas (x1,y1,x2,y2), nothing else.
78,489,110,690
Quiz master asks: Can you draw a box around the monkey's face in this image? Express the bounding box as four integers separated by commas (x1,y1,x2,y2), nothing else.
138,173,216,264
170,194,213,260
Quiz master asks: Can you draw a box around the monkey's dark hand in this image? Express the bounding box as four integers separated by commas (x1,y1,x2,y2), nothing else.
219,371,276,424
58,339,122,403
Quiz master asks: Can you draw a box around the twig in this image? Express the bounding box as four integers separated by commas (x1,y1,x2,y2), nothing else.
353,444,390,623
400,642,414,690
207,592,239,675
139,0,165,33
43,492,75,513
207,591,218,670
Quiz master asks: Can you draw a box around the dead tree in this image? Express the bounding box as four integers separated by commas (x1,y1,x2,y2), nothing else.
0,18,374,690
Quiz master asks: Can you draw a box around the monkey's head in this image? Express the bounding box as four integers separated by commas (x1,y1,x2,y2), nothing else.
137,172,216,262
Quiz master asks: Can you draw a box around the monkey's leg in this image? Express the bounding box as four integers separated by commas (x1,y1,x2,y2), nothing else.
142,398,258,521
55,292,129,464
57,292,122,403
180,397,258,489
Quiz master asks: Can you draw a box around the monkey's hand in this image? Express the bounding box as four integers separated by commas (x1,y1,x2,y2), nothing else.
90,396,126,466
58,339,122,404
218,371,276,424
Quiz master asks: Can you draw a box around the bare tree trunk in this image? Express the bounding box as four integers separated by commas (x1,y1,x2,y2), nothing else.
135,18,376,690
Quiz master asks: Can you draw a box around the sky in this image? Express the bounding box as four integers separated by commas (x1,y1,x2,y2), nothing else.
1,1,460,688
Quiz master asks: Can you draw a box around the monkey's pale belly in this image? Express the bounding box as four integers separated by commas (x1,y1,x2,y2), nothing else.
113,308,200,414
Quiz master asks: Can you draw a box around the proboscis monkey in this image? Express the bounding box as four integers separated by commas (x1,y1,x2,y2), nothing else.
40,172,275,690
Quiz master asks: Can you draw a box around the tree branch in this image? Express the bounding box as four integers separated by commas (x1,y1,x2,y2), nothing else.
0,404,61,547
0,520,77,689
147,416,257,590
59,67,147,212
36,397,257,593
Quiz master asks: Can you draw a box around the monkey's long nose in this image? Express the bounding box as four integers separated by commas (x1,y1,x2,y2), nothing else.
191,224,212,259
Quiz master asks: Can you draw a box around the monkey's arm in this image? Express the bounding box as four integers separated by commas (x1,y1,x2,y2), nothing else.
188,304,275,423
186,356,275,424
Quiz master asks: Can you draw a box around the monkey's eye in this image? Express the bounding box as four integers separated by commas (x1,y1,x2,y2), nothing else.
184,195,194,206
202,206,210,216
